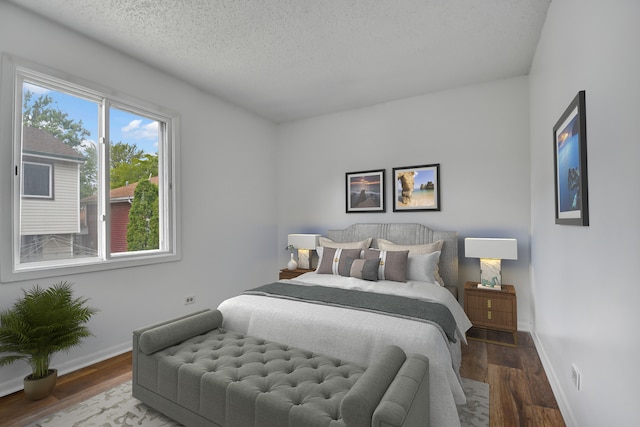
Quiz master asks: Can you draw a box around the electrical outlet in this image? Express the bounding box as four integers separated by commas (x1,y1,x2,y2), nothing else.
184,295,195,305
571,364,581,390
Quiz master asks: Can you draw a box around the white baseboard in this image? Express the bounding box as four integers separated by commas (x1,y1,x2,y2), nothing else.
529,330,577,427
0,341,131,398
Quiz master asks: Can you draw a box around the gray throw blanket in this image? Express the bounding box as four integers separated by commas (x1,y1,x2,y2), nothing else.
244,282,457,343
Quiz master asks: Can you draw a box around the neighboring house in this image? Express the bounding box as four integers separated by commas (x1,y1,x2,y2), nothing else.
81,176,159,253
20,126,86,262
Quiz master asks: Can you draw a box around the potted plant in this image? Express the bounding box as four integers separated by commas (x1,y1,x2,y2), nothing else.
0,281,98,400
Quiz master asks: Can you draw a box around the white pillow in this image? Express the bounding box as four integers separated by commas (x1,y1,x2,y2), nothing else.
406,251,441,284
377,239,445,286
377,239,443,254
318,237,372,249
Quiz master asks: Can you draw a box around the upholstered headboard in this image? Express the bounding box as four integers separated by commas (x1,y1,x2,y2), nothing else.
327,223,459,295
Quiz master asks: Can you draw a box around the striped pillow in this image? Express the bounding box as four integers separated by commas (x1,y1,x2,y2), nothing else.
340,258,379,281
317,248,362,275
363,249,409,282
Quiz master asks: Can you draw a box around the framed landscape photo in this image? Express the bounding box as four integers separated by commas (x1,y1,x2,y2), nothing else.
345,169,385,213
553,91,589,226
393,164,440,212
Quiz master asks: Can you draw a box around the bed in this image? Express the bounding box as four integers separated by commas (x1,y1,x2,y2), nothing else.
217,223,472,427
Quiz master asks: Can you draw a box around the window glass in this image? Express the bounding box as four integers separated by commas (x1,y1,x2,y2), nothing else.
108,107,160,254
22,162,52,198
20,83,98,263
5,64,178,280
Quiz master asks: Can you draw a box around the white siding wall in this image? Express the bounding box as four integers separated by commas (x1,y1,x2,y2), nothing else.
21,161,80,235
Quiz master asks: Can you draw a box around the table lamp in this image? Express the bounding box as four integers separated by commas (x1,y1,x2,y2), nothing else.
287,234,321,269
465,238,517,290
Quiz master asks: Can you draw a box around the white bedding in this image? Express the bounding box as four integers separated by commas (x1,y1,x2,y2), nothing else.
217,272,472,427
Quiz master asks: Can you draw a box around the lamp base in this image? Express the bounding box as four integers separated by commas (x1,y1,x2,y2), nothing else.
297,249,318,270
479,258,502,287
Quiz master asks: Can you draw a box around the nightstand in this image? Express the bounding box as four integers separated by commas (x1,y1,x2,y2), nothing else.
464,281,518,347
279,268,313,280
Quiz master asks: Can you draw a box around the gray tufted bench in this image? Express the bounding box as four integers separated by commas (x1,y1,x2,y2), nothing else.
133,309,430,427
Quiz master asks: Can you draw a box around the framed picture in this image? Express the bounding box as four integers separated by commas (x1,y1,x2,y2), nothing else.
553,91,589,226
345,169,385,213
392,164,440,211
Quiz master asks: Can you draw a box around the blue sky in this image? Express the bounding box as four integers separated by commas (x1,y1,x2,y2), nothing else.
23,82,158,154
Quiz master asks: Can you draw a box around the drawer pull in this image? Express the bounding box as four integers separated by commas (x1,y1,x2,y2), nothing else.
487,299,492,309
487,311,492,320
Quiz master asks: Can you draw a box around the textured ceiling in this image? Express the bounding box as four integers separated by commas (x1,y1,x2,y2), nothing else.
9,0,551,123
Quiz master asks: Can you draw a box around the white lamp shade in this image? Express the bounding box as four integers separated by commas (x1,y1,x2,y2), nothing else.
287,234,321,250
465,238,517,260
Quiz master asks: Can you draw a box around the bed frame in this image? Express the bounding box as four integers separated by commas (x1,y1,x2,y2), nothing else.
327,223,459,297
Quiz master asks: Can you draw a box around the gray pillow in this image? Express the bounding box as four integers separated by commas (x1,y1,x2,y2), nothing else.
340,258,379,281
377,239,445,286
363,249,409,282
406,251,441,283
317,247,362,275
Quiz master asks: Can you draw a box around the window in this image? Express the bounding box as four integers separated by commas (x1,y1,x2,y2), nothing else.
0,57,180,282
22,162,52,198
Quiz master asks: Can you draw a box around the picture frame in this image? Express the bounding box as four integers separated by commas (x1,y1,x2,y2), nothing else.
345,169,385,213
392,164,440,212
553,91,589,226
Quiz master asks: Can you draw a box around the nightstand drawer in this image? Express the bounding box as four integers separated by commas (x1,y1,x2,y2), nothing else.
467,308,516,328
466,294,514,313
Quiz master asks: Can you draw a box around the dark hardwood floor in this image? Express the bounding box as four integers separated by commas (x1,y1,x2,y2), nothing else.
0,332,565,426
0,352,132,427
461,331,566,427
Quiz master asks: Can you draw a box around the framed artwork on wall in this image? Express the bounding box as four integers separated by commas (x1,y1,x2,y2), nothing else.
553,90,589,226
392,164,440,212
345,169,385,213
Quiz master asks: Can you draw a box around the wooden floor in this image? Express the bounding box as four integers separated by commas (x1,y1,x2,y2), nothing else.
461,331,566,427
0,352,132,427
0,332,565,427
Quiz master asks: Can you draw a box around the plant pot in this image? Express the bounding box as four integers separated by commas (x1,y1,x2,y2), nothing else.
24,369,57,401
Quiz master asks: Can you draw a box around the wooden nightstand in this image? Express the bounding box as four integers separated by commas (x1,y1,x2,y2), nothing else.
279,268,313,280
464,281,518,347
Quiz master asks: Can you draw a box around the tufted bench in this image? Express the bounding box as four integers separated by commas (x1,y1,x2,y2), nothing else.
133,309,430,427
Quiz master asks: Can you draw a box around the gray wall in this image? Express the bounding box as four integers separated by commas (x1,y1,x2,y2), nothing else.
276,76,532,329
529,0,640,425
0,2,278,395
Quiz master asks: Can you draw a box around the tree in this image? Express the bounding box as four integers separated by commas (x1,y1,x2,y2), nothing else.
126,179,159,251
110,142,158,189
23,91,96,198
23,91,90,149
80,144,97,199
110,142,143,170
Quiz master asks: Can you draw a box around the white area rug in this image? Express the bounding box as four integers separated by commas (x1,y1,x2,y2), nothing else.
32,378,489,427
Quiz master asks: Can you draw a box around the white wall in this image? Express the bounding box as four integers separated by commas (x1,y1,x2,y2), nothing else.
277,77,532,328
0,3,278,396
529,1,640,425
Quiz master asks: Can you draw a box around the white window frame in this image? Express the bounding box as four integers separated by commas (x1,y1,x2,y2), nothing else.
0,54,181,283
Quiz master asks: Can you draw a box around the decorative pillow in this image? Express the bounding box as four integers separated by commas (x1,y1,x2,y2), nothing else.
317,248,362,275
377,239,445,286
363,249,409,282
377,239,443,254
318,237,372,250
406,251,441,283
339,258,379,281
